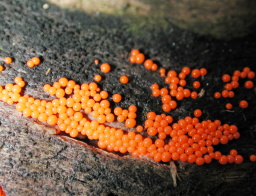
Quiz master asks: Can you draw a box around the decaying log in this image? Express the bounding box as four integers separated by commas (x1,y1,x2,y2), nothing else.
0,102,175,196
1,0,256,195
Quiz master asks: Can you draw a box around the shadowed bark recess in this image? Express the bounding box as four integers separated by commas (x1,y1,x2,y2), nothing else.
0,0,256,195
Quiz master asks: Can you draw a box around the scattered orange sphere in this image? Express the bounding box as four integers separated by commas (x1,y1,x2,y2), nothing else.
222,74,231,82
191,69,201,78
151,63,158,71
234,155,243,164
181,67,191,75
100,63,111,73
194,109,202,117
32,57,41,65
250,155,256,162
0,65,4,72
193,81,201,89
244,80,254,89
4,57,13,64
239,100,248,108
27,60,35,68
248,71,255,79
214,92,221,99
94,74,102,82
130,49,140,56
94,59,99,65
119,76,129,84
144,59,153,70
200,68,207,76
190,92,198,99
135,53,145,64
112,94,122,103
225,103,233,110
128,106,137,114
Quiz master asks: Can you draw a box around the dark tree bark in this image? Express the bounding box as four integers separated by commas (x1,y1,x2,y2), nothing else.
0,0,256,195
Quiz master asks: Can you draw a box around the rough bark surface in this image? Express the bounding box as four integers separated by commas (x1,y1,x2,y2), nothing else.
0,0,256,196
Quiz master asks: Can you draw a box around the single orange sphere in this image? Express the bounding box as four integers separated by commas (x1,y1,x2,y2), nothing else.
119,76,129,84
100,100,110,108
214,92,221,98
56,89,65,98
4,57,13,64
130,49,140,56
128,105,137,113
250,155,256,162
225,103,233,110
27,60,35,68
0,65,4,72
129,55,136,64
222,74,231,82
100,91,108,99
200,68,207,76
191,69,201,78
17,80,26,87
244,80,254,89
239,100,248,108
194,109,202,117
135,53,145,64
144,59,153,70
32,57,41,65
94,59,99,65
100,63,111,73
59,77,69,87
94,74,102,82
125,119,136,128
191,92,198,99
193,81,201,89
181,67,191,75
112,94,122,103
47,115,58,125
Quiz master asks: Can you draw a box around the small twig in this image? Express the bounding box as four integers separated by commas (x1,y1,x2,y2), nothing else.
170,161,180,187
45,68,51,75
198,89,205,98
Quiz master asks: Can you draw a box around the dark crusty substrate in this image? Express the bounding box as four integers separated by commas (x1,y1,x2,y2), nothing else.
0,0,256,195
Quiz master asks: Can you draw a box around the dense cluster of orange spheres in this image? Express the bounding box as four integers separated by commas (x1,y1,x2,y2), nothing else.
129,49,208,112
150,66,207,112
214,67,255,110
1,52,255,166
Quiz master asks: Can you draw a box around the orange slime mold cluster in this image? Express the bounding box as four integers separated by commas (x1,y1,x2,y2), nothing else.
1,51,255,166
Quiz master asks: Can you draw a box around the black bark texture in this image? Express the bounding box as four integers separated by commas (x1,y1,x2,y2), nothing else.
0,0,256,195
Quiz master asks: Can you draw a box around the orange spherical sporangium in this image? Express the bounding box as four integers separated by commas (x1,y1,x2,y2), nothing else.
100,63,111,73
0,65,5,72
135,53,145,64
32,57,41,65
119,76,129,84
239,100,248,108
194,109,202,117
112,94,122,103
27,60,35,68
4,57,13,64
125,119,136,128
94,75,102,82
191,69,200,78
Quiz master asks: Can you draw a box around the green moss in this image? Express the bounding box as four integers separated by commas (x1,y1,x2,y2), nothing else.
48,0,256,39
